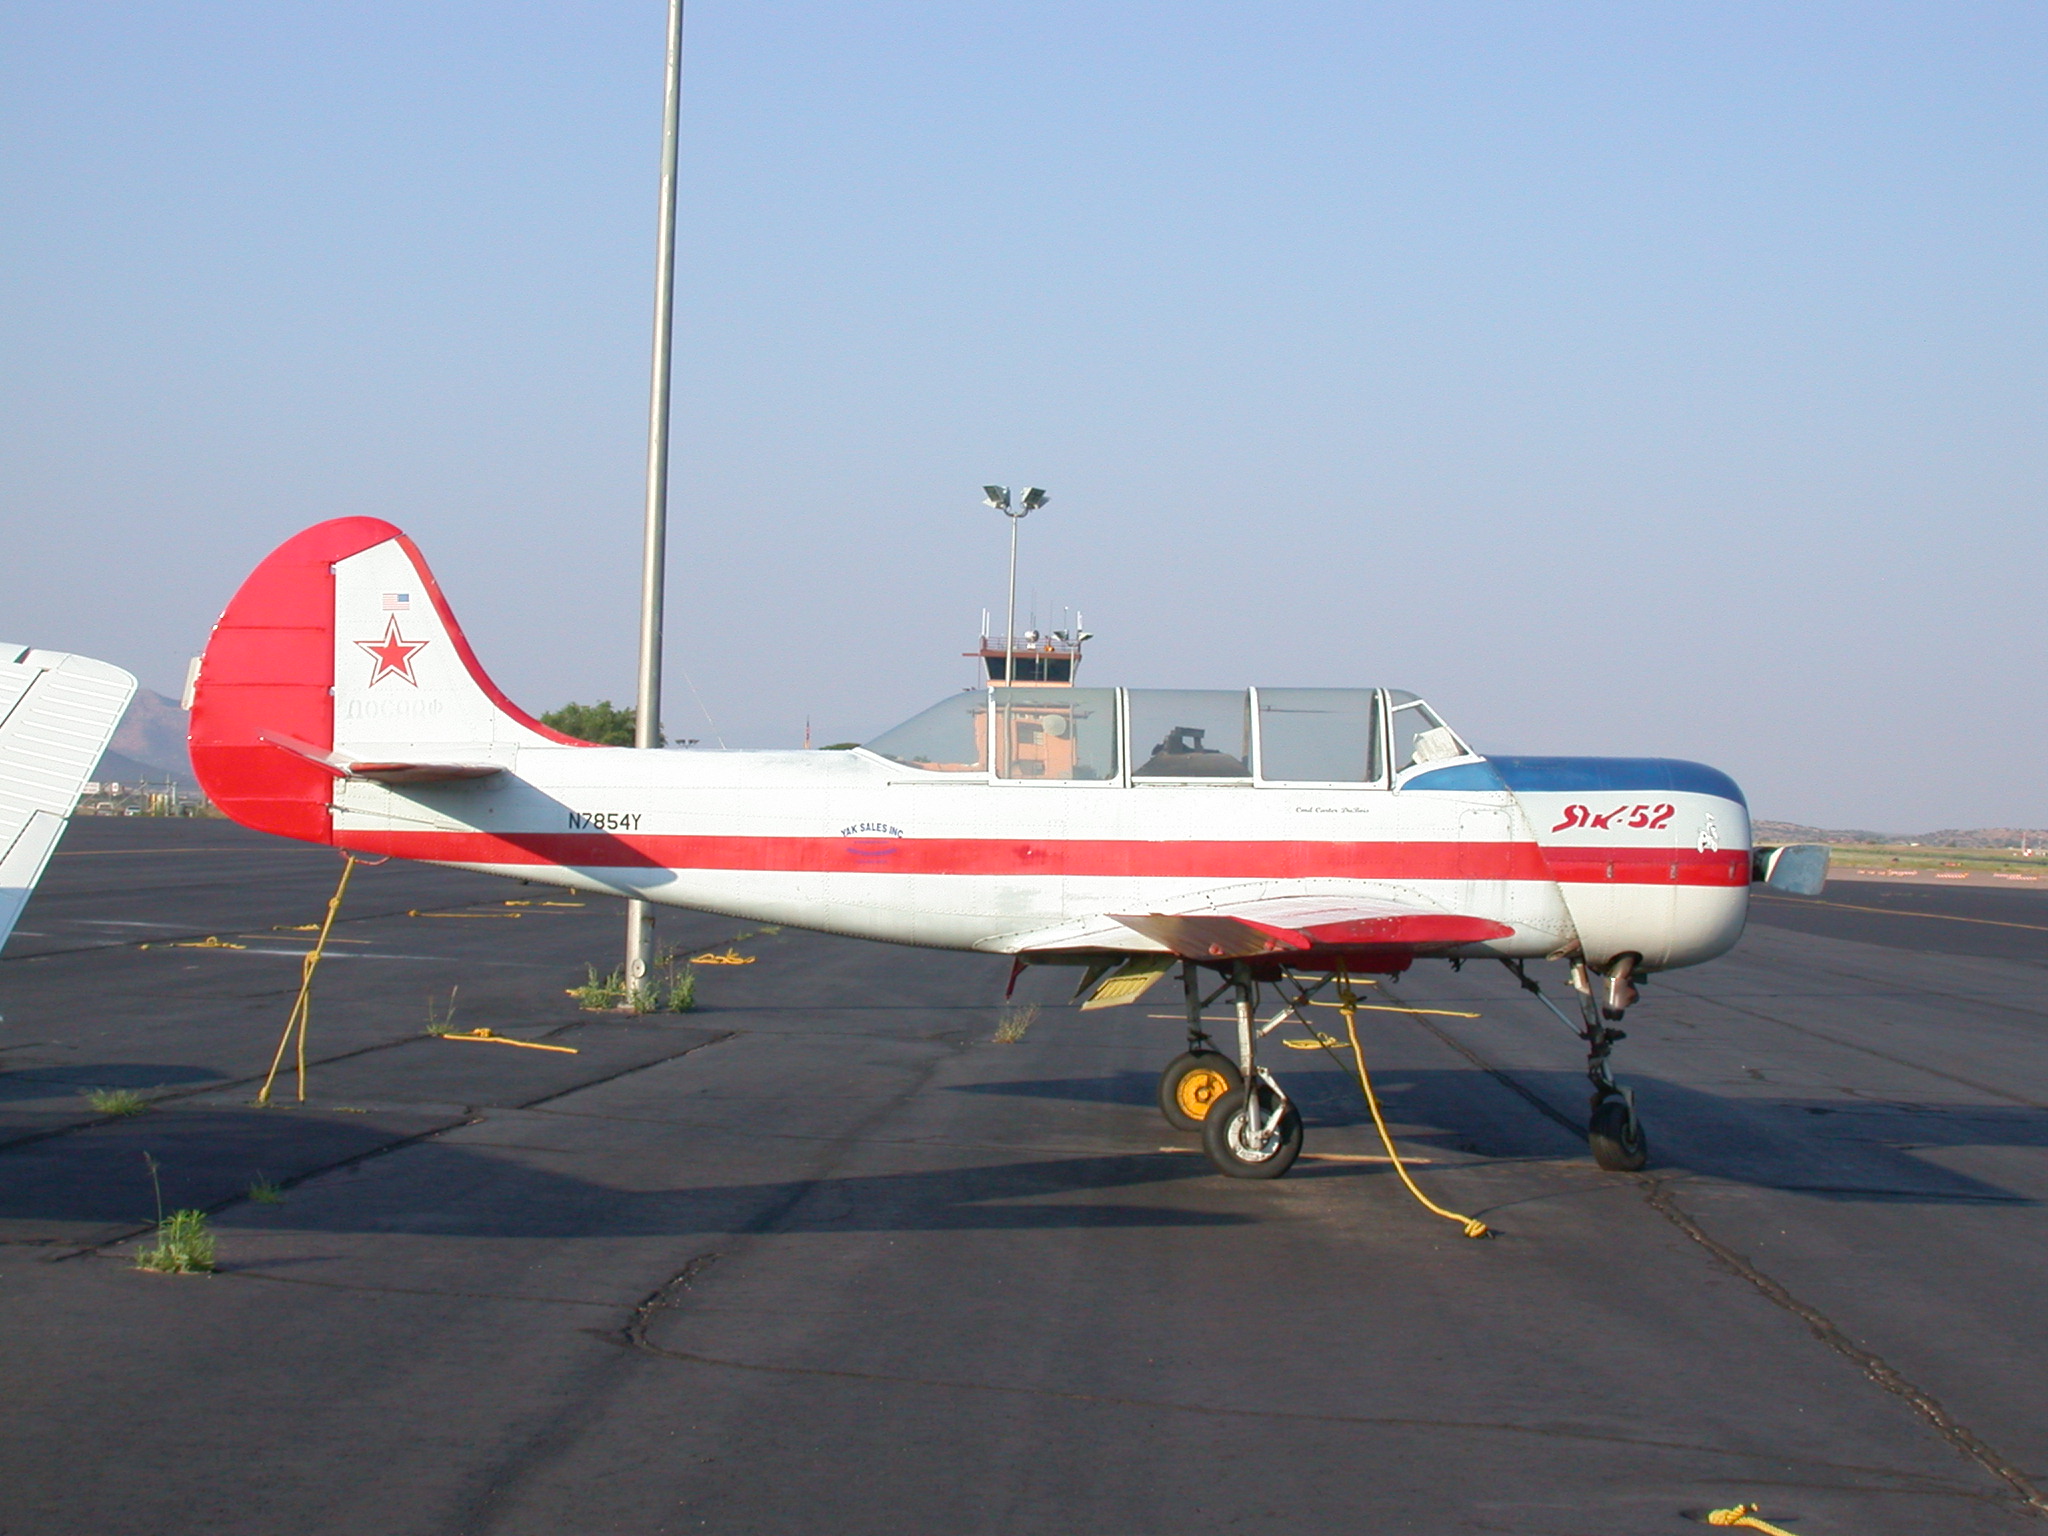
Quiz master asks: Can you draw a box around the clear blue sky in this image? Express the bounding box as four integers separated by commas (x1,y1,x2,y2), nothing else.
3,3,2043,829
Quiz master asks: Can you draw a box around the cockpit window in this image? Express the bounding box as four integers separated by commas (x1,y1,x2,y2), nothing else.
992,687,1118,779
1390,697,1468,774
1128,690,1252,779
1255,688,1383,783
864,691,989,773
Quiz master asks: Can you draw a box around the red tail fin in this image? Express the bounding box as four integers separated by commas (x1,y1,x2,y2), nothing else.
189,518,581,843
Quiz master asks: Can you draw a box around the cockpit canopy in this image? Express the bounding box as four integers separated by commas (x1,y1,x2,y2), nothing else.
862,687,1471,784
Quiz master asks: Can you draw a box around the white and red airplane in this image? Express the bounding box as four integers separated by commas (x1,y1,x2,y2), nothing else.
189,518,1824,1179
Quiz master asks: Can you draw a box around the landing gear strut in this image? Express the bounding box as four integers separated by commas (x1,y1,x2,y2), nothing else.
1506,954,1650,1171
1156,961,1240,1132
1576,955,1648,1172
1196,962,1303,1179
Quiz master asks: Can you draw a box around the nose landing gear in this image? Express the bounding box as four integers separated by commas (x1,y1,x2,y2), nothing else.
1508,954,1650,1172
1577,955,1648,1172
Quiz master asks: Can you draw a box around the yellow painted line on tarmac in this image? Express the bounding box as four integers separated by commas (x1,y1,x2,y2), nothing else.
1306,999,1481,1018
1156,1145,1431,1165
1757,894,2048,934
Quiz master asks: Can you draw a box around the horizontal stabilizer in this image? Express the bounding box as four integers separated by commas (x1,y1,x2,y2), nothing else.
262,732,501,785
1752,844,1828,897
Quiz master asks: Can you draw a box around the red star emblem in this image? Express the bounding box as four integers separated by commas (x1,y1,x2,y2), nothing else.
355,615,429,687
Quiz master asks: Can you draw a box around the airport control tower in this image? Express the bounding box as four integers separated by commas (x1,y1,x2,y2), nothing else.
967,624,1087,686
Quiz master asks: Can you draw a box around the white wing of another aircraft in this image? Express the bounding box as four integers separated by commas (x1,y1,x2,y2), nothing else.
0,646,137,954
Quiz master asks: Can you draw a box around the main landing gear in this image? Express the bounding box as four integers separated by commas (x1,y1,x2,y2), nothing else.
1156,962,1241,1131
1157,960,1302,1178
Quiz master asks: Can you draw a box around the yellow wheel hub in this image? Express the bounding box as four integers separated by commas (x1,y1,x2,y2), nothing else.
1175,1065,1233,1121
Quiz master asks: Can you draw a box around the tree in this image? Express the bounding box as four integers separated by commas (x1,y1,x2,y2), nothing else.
541,700,655,747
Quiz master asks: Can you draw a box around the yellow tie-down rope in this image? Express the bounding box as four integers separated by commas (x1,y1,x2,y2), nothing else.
258,855,359,1106
1334,972,1491,1239
1707,1505,1802,1535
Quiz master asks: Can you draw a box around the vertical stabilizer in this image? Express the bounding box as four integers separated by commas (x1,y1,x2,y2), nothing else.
189,519,584,845
0,647,138,954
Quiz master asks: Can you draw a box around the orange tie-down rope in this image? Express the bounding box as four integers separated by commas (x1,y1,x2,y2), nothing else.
1334,972,1491,1239
1707,1506,1803,1535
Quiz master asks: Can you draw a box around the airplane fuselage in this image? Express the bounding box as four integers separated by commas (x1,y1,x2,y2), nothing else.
329,742,1751,971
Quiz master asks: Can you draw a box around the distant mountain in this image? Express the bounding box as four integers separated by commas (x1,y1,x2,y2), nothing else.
1754,819,2048,849
95,689,195,787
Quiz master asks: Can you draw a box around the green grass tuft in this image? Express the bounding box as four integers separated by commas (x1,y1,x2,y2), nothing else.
424,985,461,1036
567,964,632,1011
87,1087,149,1117
136,1209,215,1274
247,1177,285,1205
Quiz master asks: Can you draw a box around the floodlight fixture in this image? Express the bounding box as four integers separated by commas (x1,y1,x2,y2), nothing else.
1020,487,1049,512
983,485,1011,512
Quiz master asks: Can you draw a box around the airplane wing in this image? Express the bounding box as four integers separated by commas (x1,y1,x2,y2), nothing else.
261,731,502,785
1005,892,1515,959
0,646,138,954
998,890,1516,1006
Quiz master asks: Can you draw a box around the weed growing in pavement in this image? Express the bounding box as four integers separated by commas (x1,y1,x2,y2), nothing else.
992,1004,1039,1044
136,1153,215,1275
86,1087,149,1117
650,947,698,1013
424,986,461,1036
570,954,699,1013
567,965,631,1011
136,1210,216,1273
247,1176,285,1205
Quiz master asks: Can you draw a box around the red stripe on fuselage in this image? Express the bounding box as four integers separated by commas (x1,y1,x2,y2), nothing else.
335,830,1750,887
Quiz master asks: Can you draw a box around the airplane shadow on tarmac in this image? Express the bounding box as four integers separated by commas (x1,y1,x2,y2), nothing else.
0,1104,1255,1241
4,1068,2038,1244
0,1063,228,1102
955,1067,2045,1206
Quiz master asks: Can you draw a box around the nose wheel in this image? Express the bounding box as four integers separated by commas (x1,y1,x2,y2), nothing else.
1587,1092,1648,1171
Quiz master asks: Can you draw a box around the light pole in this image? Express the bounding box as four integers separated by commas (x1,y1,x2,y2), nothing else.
627,0,686,998
982,484,1047,774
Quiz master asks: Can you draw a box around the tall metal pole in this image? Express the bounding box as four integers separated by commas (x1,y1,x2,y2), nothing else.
1003,511,1021,693
627,0,685,996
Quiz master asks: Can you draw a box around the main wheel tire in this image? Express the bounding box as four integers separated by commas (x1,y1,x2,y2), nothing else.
1158,1051,1244,1132
1588,1096,1648,1171
1200,1083,1304,1179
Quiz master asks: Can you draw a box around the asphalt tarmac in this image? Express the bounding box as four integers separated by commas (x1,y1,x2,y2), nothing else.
4,820,2046,1535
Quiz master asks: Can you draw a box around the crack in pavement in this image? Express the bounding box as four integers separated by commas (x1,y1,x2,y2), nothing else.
1391,990,2048,1521
611,1325,1999,1503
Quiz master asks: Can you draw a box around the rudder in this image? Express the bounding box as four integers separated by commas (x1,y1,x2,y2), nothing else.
190,519,579,844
